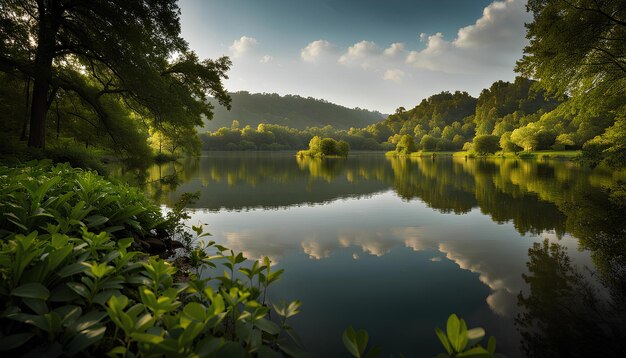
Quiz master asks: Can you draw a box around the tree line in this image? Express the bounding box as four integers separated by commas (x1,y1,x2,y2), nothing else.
0,0,624,168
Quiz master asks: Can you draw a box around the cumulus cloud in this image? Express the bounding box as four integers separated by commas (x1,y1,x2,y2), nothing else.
301,40,338,63
406,0,529,74
383,69,405,83
259,55,273,64
229,36,258,58
338,40,380,67
383,42,405,57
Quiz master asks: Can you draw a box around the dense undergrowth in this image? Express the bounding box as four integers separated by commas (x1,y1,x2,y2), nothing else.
0,162,305,357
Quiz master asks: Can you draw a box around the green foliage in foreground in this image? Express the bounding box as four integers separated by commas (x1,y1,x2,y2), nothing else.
297,136,349,158
342,314,503,358
0,162,305,357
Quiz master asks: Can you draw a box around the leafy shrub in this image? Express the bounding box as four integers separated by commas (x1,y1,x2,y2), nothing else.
0,161,164,243
395,134,417,155
472,135,500,155
297,136,349,157
0,161,304,357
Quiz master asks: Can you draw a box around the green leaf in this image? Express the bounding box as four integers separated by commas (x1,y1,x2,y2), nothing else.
23,297,48,315
277,340,312,358
0,333,34,351
216,342,246,358
257,345,282,358
131,333,164,345
254,317,280,335
456,346,492,357
57,262,88,278
487,336,496,354
435,327,453,355
85,215,109,227
67,326,106,356
196,337,223,356
467,327,486,347
11,283,50,300
343,326,368,358
68,310,107,333
67,282,90,298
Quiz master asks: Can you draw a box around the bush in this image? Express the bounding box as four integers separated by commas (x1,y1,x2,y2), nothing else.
336,140,350,157
0,162,304,357
419,134,438,151
298,136,349,157
396,134,417,155
472,135,500,155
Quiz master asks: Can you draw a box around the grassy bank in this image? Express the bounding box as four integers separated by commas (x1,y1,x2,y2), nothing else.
386,150,582,160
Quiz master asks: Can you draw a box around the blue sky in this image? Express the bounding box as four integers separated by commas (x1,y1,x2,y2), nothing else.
180,0,530,113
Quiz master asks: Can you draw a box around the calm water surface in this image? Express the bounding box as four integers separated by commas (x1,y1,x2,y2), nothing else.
142,152,626,357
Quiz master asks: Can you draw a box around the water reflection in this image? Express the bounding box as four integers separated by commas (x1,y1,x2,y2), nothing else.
134,152,625,356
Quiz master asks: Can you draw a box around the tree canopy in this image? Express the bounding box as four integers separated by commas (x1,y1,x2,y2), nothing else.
516,0,626,166
0,0,230,157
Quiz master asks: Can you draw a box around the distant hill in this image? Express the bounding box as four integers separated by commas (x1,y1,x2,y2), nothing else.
203,92,386,131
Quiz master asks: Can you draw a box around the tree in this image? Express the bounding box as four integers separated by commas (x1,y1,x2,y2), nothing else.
583,114,626,167
419,134,438,152
336,140,350,157
396,134,416,154
320,138,337,155
0,0,231,149
472,135,500,155
500,131,522,152
308,136,322,154
517,0,626,98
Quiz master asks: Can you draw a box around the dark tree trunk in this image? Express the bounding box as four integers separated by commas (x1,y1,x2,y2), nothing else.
20,77,31,141
28,74,51,148
27,1,61,149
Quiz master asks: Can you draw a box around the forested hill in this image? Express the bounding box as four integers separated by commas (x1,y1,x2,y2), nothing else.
203,92,386,130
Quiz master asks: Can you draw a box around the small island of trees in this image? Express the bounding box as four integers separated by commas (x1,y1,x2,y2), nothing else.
297,136,350,158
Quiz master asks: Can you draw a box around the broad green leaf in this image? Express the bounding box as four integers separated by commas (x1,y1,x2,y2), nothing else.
435,327,453,355
216,342,246,358
343,326,361,358
0,333,34,351
11,283,50,300
254,317,280,335
85,215,109,227
67,282,90,298
67,326,106,356
487,336,496,354
57,262,88,278
467,327,486,347
456,346,492,357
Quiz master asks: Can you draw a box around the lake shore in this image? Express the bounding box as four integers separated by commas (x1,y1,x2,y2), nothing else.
386,150,582,160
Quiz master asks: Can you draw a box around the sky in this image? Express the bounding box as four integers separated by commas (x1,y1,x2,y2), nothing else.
179,0,531,113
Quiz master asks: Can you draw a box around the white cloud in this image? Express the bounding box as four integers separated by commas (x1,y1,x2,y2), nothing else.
384,42,405,57
301,40,338,63
259,55,273,64
406,0,529,74
229,36,258,58
383,69,405,83
338,40,380,67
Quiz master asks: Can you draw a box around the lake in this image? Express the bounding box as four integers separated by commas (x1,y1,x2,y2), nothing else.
141,152,626,357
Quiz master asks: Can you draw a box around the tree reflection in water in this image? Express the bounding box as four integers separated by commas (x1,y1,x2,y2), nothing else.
516,239,626,357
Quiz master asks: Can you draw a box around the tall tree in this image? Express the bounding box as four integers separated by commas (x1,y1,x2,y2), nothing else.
0,0,231,149
517,0,626,96
517,0,626,166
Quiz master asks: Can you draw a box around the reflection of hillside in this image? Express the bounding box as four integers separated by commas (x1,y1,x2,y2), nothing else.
143,153,625,249
152,153,391,210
